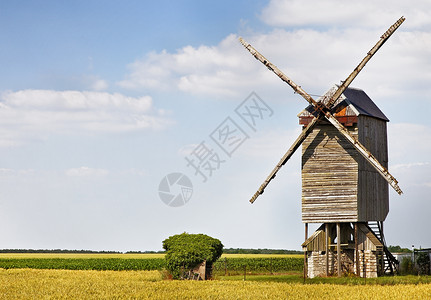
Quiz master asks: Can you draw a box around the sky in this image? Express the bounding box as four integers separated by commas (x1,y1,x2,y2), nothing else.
0,0,430,252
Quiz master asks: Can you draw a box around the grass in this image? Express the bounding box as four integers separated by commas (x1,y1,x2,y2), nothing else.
217,271,431,285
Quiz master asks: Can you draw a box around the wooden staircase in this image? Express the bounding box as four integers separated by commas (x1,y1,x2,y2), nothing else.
367,221,399,275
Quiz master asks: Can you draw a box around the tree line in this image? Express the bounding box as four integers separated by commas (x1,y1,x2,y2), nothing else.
0,249,122,254
0,248,302,254
0,246,410,254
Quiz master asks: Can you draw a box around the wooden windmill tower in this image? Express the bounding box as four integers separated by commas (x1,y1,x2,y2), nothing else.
239,17,405,278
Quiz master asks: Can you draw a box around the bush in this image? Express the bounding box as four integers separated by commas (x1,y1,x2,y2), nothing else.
416,252,430,275
400,257,416,275
162,233,223,279
387,245,412,253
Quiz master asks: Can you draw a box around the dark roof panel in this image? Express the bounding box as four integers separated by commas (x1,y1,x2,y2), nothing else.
297,87,389,122
342,87,389,122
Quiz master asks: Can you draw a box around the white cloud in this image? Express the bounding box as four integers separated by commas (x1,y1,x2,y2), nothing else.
119,168,147,176
389,123,431,161
0,168,35,177
392,162,430,171
117,19,431,108
387,123,431,191
0,90,172,147
65,167,109,177
118,34,275,98
178,143,199,157
3,89,152,111
87,76,108,91
260,0,431,29
238,28,431,106
236,128,301,160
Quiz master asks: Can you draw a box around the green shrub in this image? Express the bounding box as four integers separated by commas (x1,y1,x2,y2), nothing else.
400,257,415,275
162,233,223,279
416,252,430,275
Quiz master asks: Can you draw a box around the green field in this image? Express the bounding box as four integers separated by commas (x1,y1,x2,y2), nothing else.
0,253,303,274
0,253,166,259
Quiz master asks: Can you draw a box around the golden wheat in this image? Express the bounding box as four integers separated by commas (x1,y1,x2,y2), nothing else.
1,269,430,299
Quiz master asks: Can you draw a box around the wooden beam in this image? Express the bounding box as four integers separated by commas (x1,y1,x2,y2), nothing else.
329,244,349,247
363,250,367,278
304,223,308,280
325,223,329,276
384,221,386,275
355,223,360,276
337,222,341,277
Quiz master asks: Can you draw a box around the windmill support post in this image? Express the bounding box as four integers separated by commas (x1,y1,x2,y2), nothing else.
363,250,367,279
325,223,329,276
380,222,384,274
337,223,341,277
355,223,360,276
304,223,308,280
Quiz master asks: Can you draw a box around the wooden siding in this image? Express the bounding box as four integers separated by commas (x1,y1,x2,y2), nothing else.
302,124,360,222
303,223,381,252
307,249,378,278
302,225,325,252
356,250,379,278
304,223,382,278
357,223,382,251
307,251,354,278
357,116,389,221
301,116,389,223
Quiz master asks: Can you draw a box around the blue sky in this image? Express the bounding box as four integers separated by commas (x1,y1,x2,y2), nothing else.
0,1,269,90
0,0,430,251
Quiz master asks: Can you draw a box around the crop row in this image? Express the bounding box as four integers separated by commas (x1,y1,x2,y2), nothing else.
0,258,166,271
0,257,303,273
213,257,303,273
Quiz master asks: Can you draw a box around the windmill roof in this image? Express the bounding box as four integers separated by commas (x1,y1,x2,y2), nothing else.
298,86,389,122
342,87,389,121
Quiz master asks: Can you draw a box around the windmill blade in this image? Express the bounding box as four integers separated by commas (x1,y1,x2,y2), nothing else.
239,37,319,108
322,111,402,195
243,17,405,201
238,38,324,203
326,16,405,109
250,108,403,202
240,16,405,112
250,117,320,203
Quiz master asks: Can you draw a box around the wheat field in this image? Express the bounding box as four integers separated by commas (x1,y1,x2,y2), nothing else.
1,269,431,299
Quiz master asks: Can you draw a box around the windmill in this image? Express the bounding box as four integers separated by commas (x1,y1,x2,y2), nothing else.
239,17,405,278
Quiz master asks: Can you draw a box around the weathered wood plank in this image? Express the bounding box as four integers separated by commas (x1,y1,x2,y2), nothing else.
302,124,358,222
301,116,389,223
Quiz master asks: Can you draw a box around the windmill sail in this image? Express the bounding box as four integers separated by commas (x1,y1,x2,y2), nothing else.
249,117,318,203
327,16,405,108
241,17,405,203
